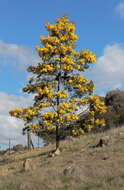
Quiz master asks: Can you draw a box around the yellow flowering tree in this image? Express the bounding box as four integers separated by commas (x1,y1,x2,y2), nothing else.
9,16,107,151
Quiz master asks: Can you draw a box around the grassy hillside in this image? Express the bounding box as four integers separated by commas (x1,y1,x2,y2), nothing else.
0,126,124,190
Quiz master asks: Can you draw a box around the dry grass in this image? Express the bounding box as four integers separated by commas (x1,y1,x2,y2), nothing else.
0,126,124,190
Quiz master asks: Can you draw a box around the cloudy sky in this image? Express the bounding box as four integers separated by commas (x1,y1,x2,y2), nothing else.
0,0,123,148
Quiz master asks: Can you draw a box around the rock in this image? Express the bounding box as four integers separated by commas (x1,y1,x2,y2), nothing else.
80,148,85,153
63,166,82,176
49,152,55,157
23,159,35,172
63,166,72,175
49,148,60,157
99,136,110,147
91,136,110,148
54,148,60,156
119,132,123,135
102,153,109,160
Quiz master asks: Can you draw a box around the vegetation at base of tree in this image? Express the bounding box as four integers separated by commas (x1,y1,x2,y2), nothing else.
9,15,107,150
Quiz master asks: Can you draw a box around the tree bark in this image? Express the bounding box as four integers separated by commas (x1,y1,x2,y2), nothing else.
56,125,59,150
30,136,34,149
56,71,61,150
27,131,31,150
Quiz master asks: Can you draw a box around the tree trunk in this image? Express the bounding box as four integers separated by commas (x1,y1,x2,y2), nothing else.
56,125,59,150
27,131,31,150
56,71,61,150
30,137,34,149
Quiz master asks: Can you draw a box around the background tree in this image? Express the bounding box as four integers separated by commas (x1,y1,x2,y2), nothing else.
104,89,124,128
9,16,107,151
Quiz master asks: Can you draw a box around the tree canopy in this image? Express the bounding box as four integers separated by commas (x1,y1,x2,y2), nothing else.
9,16,107,150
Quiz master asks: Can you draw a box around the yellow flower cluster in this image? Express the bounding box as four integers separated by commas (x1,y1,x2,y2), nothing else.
58,102,75,114
95,119,106,127
65,23,75,32
89,96,107,114
79,58,86,65
80,98,88,104
37,44,75,61
36,86,53,99
27,66,36,73
58,102,73,109
80,50,96,63
41,64,54,73
72,128,84,136
46,125,56,131
61,64,73,71
27,62,54,74
74,75,86,83
43,120,51,126
61,56,74,65
56,44,73,56
36,16,78,62
28,124,40,132
56,91,68,99
54,56,60,62
45,16,78,42
58,109,66,114
36,46,54,61
9,107,37,121
69,98,77,103
9,107,23,118
81,96,107,130
40,35,60,45
67,75,88,91
65,113,78,122
74,85,89,93
75,84,83,91
42,112,58,119
37,102,50,108
67,79,73,84
85,124,93,132
43,119,56,131
56,16,75,31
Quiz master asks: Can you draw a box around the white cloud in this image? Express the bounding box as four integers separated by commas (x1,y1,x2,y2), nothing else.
115,2,124,18
0,40,40,70
87,44,124,95
0,92,32,114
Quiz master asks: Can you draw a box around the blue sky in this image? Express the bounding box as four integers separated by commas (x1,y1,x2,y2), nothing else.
0,0,124,146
